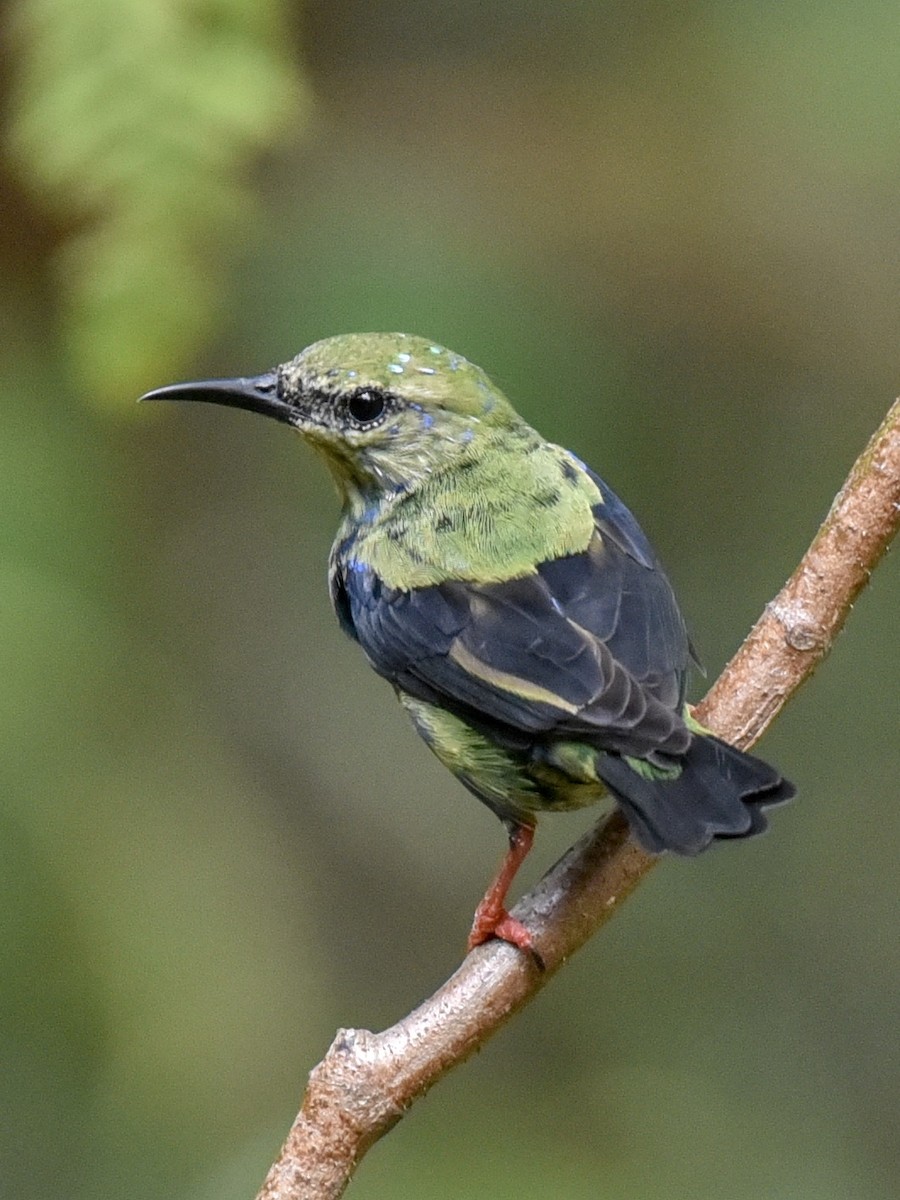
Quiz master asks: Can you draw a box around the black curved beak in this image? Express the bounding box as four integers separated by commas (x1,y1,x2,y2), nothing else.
139,372,297,425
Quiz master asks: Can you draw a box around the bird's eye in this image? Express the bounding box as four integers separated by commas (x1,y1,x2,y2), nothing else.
346,388,387,425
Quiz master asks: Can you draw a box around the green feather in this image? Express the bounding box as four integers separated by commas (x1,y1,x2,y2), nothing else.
398,692,607,822
354,429,601,588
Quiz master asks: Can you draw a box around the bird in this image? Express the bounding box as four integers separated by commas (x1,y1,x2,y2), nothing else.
142,332,794,958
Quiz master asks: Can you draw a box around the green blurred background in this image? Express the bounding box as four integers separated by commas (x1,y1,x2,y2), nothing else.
2,3,898,1198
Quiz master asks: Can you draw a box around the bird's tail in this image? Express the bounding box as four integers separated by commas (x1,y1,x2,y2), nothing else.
594,734,795,856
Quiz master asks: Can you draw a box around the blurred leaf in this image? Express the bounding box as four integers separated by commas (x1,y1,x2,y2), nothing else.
5,0,310,408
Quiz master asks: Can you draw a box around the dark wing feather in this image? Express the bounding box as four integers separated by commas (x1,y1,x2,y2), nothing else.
557,467,692,704
340,469,694,761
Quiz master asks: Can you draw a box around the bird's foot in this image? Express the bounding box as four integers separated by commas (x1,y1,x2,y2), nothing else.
466,823,542,965
467,903,534,954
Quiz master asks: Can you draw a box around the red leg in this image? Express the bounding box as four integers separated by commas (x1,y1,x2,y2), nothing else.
467,823,535,954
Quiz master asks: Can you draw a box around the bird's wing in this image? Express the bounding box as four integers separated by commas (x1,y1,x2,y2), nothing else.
544,465,696,701
344,474,694,760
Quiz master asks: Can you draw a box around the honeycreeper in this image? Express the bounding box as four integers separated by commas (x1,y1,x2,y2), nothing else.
142,333,794,956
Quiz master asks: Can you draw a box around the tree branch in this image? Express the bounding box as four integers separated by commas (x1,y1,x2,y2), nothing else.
256,399,900,1200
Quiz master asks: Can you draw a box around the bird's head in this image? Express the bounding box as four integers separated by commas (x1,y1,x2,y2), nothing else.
142,333,523,502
